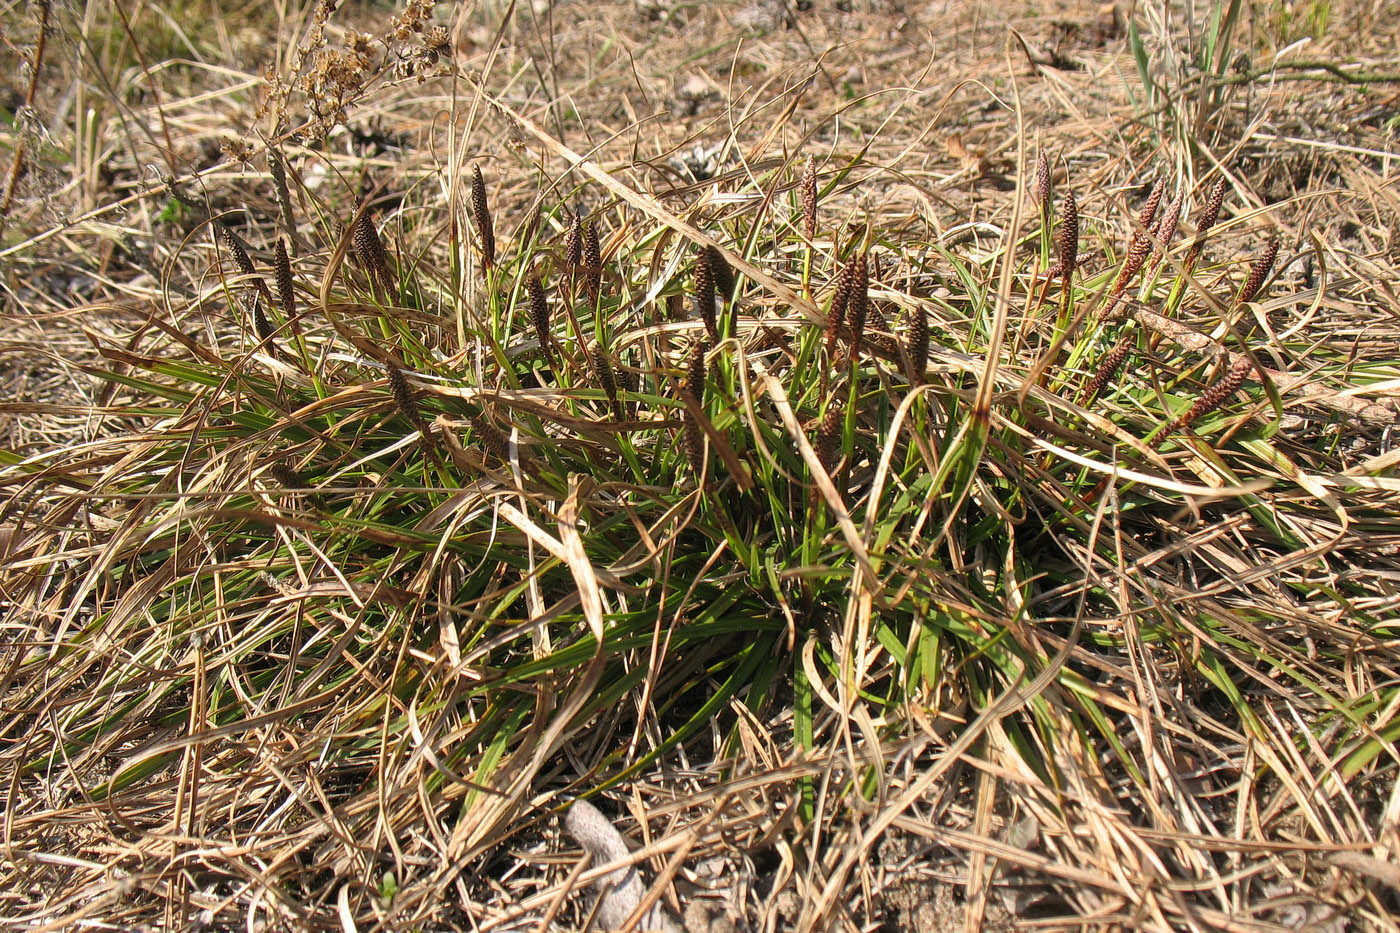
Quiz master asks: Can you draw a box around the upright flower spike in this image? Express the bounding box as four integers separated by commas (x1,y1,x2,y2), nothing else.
1184,176,1228,271
815,400,844,476
1046,190,1078,281
582,219,602,303
704,244,734,301
800,156,818,241
526,274,552,363
217,222,255,276
353,210,395,296
906,307,929,386
470,165,495,272
847,253,869,361
1034,149,1051,207
591,343,622,420
1149,193,1184,273
693,248,717,340
1236,239,1279,306
824,257,857,358
273,237,296,321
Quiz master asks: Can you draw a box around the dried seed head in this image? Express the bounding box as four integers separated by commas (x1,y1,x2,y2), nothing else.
1083,337,1132,404
847,254,869,360
582,219,602,301
273,237,296,320
907,308,929,386
218,222,255,276
1034,149,1052,206
704,244,735,300
693,249,717,340
800,155,818,241
1057,190,1078,278
1185,176,1228,269
353,211,395,295
269,150,296,243
824,257,857,356
469,408,512,467
470,165,495,270
1152,193,1184,262
686,340,706,401
1173,354,1254,434
682,343,707,477
386,363,421,426
527,274,552,362
815,401,843,475
1237,239,1279,305
591,343,621,418
1136,177,1167,236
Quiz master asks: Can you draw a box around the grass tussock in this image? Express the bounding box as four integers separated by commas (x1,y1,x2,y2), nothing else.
2,0,1400,929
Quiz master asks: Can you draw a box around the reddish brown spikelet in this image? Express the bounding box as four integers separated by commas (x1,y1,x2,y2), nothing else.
353,211,394,295
470,409,512,467
1034,149,1051,206
1237,239,1279,305
907,308,929,386
386,363,421,426
526,275,552,362
565,212,582,268
824,258,856,356
1054,190,1078,280
1083,337,1131,404
218,223,255,276
682,343,707,477
1173,354,1255,433
591,343,621,418
470,165,495,270
1136,178,1167,237
847,254,869,360
694,248,717,340
705,244,735,299
582,219,602,301
273,237,295,320
1151,193,1184,266
1185,176,1228,268
800,156,818,240
815,401,843,475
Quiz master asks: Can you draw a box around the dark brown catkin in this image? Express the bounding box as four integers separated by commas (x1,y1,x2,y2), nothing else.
591,343,621,419
824,258,856,356
353,211,394,295
268,150,296,250
1059,191,1078,272
218,222,255,276
705,244,735,300
527,275,552,362
1149,193,1184,271
1136,178,1167,241
565,212,582,269
694,248,717,340
470,165,495,271
273,237,295,321
815,401,843,475
907,308,929,386
800,156,818,241
1171,354,1254,433
265,462,303,492
386,363,422,427
1034,149,1051,206
470,409,512,467
1185,176,1228,269
1236,239,1279,305
847,254,869,361
1082,337,1131,404
582,219,602,302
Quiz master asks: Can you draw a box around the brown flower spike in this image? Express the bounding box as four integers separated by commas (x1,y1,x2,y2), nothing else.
800,156,818,241
353,211,395,296
1236,239,1279,306
1082,337,1131,404
470,165,495,271
694,248,717,340
273,237,295,321
683,342,707,477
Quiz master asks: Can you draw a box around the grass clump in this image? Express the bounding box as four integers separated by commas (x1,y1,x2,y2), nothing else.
3,1,1400,929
